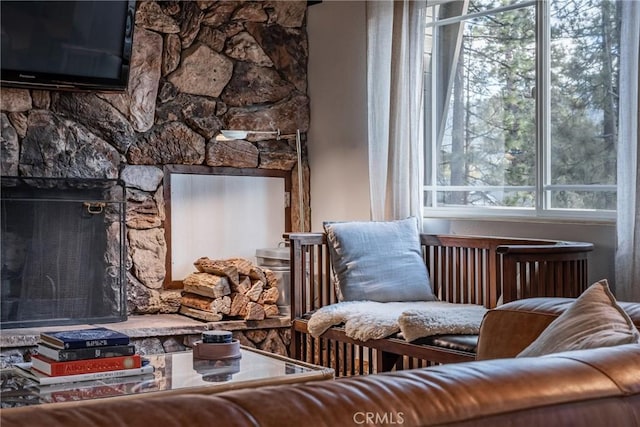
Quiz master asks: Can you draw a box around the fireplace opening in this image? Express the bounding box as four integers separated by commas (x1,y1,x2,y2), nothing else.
0,177,126,329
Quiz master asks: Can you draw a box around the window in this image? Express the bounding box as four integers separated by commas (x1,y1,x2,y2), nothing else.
424,0,619,219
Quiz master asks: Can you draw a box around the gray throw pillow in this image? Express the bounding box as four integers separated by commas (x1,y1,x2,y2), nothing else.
323,217,436,302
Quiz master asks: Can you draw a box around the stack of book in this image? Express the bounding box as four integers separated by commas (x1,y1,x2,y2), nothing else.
17,327,153,385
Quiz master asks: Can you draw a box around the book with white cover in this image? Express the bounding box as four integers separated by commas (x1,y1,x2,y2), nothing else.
13,362,154,386
37,373,156,394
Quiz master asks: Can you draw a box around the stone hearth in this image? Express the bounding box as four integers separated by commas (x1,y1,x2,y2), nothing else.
0,315,291,368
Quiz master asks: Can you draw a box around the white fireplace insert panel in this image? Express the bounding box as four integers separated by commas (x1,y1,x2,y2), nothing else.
170,173,286,281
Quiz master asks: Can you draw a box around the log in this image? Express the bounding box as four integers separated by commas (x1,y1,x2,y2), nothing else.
258,287,279,305
248,266,266,284
194,257,206,273
184,272,231,298
233,276,252,294
263,304,279,318
181,292,218,313
213,295,231,315
264,269,279,288
244,302,265,320
229,293,250,317
193,257,239,287
246,281,264,302
228,258,253,276
179,305,223,322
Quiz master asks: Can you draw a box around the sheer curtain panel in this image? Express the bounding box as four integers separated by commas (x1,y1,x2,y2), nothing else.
366,0,426,225
615,0,640,301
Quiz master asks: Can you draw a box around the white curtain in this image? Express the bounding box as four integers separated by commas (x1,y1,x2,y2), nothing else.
615,0,640,302
366,0,426,225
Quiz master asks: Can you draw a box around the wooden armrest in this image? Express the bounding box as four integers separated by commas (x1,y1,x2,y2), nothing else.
499,241,592,303
285,232,326,244
496,242,593,255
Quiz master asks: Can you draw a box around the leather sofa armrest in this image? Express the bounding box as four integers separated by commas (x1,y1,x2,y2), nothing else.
475,298,574,360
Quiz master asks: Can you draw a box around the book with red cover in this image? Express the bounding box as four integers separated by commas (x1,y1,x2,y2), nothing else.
31,354,141,377
44,382,135,403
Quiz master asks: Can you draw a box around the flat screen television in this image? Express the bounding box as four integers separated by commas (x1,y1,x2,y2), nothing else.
1,1,136,92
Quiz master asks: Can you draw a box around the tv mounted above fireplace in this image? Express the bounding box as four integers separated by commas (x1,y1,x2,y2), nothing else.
0,0,136,92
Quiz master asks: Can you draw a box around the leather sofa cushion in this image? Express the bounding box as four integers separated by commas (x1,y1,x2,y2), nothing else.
477,296,640,360
489,298,640,328
517,280,640,357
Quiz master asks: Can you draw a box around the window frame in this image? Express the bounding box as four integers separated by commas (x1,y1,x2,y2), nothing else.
423,0,617,222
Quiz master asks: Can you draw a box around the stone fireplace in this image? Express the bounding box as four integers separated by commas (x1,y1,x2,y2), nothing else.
0,0,310,322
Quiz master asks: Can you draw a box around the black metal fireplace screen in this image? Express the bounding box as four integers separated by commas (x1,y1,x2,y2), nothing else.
1,177,126,328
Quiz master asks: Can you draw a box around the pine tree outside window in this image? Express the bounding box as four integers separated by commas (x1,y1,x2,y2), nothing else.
424,0,619,220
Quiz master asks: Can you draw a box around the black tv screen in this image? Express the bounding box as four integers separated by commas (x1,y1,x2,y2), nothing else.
1,0,136,92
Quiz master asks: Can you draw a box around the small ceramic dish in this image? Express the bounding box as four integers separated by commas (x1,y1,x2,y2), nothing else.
192,339,241,360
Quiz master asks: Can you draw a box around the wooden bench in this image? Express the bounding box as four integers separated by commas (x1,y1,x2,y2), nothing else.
287,233,593,376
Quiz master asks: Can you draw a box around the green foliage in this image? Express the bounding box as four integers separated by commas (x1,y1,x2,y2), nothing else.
435,0,619,210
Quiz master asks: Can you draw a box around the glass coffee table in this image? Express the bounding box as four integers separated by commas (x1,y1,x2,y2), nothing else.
0,347,334,408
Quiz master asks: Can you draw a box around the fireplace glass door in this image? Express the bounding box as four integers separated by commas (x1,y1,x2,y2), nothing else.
1,177,126,328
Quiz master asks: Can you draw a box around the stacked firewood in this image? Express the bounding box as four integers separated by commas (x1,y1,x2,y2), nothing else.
179,257,280,322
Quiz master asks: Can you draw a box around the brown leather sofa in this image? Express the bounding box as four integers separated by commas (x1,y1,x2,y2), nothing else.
2,299,639,427
477,297,640,359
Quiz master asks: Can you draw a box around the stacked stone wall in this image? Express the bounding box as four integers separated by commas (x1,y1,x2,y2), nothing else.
0,1,310,315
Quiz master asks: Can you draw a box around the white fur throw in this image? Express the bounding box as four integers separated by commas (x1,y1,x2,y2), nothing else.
307,301,488,342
